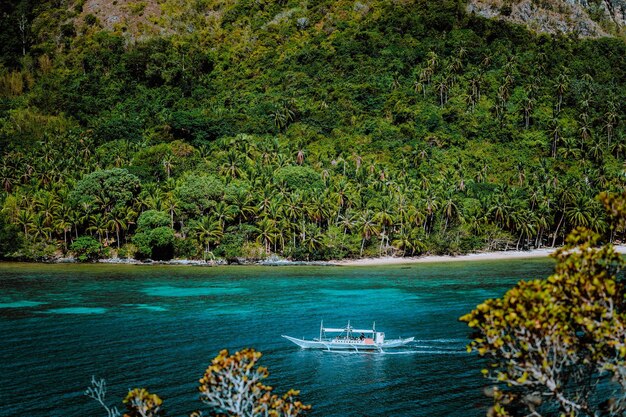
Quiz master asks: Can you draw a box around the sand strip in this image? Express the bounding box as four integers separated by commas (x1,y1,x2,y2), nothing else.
331,245,626,266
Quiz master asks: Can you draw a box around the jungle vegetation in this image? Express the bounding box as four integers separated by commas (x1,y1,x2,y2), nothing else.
0,0,624,261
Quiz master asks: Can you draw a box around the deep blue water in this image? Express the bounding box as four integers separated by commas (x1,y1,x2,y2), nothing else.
0,259,554,416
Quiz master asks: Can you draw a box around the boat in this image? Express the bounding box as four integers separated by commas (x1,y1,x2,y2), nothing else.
282,321,414,352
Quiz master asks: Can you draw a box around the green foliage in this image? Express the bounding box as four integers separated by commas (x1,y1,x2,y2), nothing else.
71,168,141,213
134,211,175,260
94,117,143,144
118,243,138,259
173,236,199,258
9,239,58,261
137,210,170,231
274,166,323,192
0,212,20,258
70,236,104,262
175,174,224,216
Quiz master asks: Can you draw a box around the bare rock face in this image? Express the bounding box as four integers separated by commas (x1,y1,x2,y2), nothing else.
467,0,625,37
80,0,164,41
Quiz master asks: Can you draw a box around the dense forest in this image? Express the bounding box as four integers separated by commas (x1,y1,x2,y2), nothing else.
0,0,624,261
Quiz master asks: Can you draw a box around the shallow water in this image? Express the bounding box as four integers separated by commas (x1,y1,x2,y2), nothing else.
0,259,554,416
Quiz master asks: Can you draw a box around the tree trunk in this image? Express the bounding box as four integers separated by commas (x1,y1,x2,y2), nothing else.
552,211,565,248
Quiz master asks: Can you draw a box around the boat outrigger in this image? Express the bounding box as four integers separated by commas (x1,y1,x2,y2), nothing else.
282,321,414,352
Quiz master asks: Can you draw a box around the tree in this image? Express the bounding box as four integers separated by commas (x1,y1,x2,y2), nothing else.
356,210,379,256
274,166,322,193
197,349,310,417
175,174,224,216
71,169,141,215
87,349,310,417
461,225,626,417
133,211,175,260
70,236,104,262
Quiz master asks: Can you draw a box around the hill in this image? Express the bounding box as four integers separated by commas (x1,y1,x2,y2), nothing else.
0,0,624,261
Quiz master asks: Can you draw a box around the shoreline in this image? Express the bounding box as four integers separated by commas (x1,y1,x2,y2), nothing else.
330,248,558,266
332,245,626,266
4,245,626,267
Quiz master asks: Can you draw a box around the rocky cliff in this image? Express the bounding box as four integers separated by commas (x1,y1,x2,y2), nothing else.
467,0,625,36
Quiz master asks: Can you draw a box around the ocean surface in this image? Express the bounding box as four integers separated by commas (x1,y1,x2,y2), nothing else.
0,259,554,417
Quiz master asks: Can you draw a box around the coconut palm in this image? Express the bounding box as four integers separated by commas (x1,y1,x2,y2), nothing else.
193,217,223,257
356,210,379,256
255,217,277,255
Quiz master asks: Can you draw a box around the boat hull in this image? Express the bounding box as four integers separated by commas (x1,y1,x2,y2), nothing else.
282,335,414,350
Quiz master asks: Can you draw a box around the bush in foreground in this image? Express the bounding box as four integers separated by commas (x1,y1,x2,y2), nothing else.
87,348,310,417
462,226,626,414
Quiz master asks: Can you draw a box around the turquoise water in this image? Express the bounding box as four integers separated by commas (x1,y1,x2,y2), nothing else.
0,259,554,416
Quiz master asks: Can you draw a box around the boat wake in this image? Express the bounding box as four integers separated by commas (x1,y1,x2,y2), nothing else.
381,349,466,355
404,338,467,355
413,338,467,343
322,349,466,355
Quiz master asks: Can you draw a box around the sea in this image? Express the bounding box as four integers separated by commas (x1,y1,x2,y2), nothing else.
0,259,554,416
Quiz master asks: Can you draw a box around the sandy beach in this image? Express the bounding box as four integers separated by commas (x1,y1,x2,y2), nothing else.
331,245,626,266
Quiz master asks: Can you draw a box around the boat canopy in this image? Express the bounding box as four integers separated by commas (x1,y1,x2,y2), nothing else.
323,327,375,333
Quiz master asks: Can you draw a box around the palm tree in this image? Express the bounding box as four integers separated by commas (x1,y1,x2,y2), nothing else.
513,209,537,250
551,179,578,247
54,204,73,249
302,224,324,256
219,150,246,179
441,191,459,232
522,96,535,129
35,191,60,228
549,118,561,158
356,210,379,256
87,213,109,244
212,200,236,229
554,72,569,114
0,164,14,192
16,209,34,237
604,107,618,147
426,51,439,71
434,77,449,107
338,209,357,238
31,214,52,241
162,155,175,179
565,196,592,229
193,217,223,258
371,197,395,234
107,209,129,249
255,217,277,255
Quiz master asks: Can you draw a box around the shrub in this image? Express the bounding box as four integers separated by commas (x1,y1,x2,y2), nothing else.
137,210,170,231
70,236,104,262
274,166,322,192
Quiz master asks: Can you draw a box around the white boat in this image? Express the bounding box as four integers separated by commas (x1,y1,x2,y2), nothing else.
282,321,414,352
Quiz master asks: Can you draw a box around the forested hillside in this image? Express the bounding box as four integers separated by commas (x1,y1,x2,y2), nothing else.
0,0,624,261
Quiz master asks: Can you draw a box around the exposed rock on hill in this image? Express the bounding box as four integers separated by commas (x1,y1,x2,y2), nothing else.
467,0,625,37
79,0,164,40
